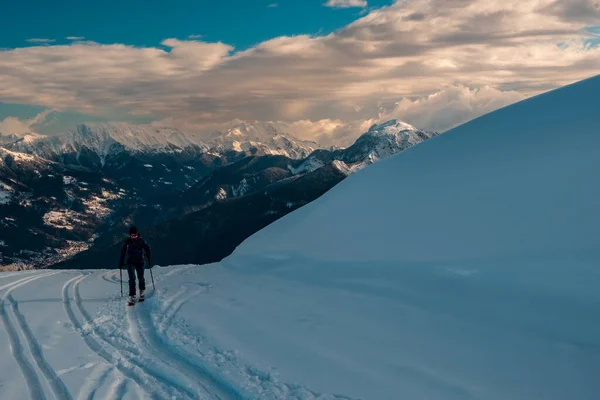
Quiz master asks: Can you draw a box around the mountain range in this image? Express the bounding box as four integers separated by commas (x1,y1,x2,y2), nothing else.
0,119,437,269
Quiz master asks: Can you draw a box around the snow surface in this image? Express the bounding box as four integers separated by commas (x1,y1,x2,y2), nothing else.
223,75,600,398
0,268,363,400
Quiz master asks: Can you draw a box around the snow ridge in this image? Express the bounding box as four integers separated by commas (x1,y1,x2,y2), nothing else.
208,121,318,159
291,119,438,174
5,123,209,163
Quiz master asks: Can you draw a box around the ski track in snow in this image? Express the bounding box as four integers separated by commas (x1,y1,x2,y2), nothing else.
62,274,177,400
0,268,360,400
0,271,61,400
0,271,39,281
106,371,128,400
157,284,209,335
8,290,74,400
101,270,121,285
129,288,240,400
149,273,358,400
70,273,207,400
77,363,113,400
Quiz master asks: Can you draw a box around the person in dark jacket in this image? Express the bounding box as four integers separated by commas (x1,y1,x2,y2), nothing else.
119,226,151,303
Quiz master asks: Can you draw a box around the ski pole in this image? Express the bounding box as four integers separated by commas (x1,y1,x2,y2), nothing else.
149,267,156,291
120,267,123,297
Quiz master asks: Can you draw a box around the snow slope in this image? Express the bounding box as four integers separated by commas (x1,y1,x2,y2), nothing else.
219,74,600,398
234,75,600,262
0,268,359,400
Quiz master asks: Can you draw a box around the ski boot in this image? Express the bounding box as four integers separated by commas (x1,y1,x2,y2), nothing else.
139,290,145,302
127,295,136,306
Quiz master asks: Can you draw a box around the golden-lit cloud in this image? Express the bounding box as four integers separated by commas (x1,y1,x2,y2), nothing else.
1,0,599,141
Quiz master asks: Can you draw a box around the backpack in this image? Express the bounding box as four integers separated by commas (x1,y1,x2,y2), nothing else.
126,238,146,264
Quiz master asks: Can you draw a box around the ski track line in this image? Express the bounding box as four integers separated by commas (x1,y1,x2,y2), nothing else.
0,272,53,292
105,371,128,400
123,304,210,400
157,286,193,334
62,274,167,400
102,271,122,285
133,290,246,400
158,283,212,334
74,274,141,357
76,363,113,400
8,290,74,400
0,271,60,400
0,271,36,280
67,273,194,400
160,264,198,279
157,288,206,335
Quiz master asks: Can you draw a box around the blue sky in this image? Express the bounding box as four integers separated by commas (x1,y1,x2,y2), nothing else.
1,0,393,50
0,0,599,143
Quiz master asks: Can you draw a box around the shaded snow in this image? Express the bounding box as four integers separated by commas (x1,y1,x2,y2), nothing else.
232,178,250,197
236,76,600,263
288,158,324,175
221,75,600,399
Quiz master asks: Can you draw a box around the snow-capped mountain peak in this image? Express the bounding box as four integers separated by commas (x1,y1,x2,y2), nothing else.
68,123,208,154
291,119,438,175
366,119,418,135
208,121,318,159
2,123,210,165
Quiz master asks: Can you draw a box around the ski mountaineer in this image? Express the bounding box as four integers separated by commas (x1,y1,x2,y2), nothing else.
118,226,152,305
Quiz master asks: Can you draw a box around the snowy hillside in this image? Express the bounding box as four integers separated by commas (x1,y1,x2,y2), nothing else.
233,76,600,261
0,267,374,400
217,75,600,398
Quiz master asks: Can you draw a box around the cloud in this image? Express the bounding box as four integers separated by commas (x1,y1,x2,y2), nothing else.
187,34,204,39
1,0,599,142
539,0,600,23
66,36,85,41
268,3,278,7
0,109,55,136
26,38,56,44
378,85,525,132
324,0,368,8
